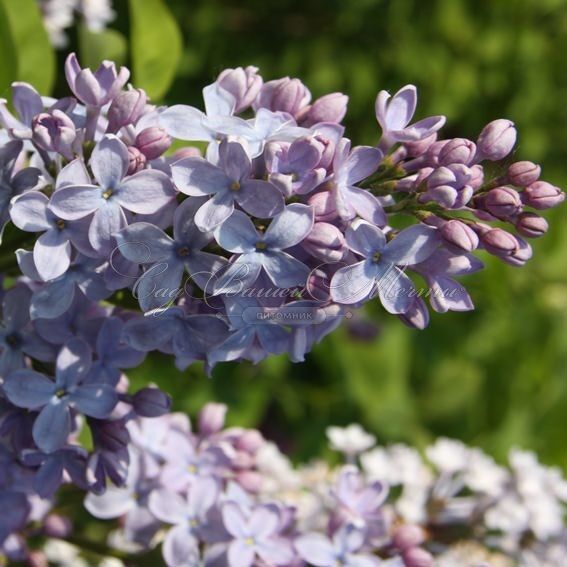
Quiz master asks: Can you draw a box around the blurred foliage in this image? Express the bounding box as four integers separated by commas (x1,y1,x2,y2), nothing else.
1,0,567,467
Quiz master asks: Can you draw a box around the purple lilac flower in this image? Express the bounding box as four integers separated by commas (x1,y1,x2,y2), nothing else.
213,204,314,294
0,285,54,375
3,339,118,452
116,198,228,311
330,221,439,313
172,140,284,231
49,135,175,255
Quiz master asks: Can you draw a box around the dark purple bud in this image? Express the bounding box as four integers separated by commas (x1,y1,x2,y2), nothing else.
198,402,227,436
516,212,548,238
135,126,172,160
393,525,426,551
481,228,519,257
107,88,147,133
440,220,479,253
32,110,76,159
484,186,522,217
91,419,130,452
217,66,263,113
132,387,171,417
438,137,476,166
127,145,147,175
522,181,565,209
402,547,435,567
302,222,347,262
507,160,541,186
254,77,311,117
42,514,73,538
476,119,517,161
298,93,348,127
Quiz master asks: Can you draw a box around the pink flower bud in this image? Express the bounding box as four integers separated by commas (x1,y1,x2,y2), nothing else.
469,164,485,190
308,189,338,222
397,297,430,330
236,470,263,492
501,235,532,266
42,514,72,538
438,137,476,165
522,181,565,209
172,146,202,160
132,387,171,417
217,66,263,113
135,127,172,160
516,212,548,238
440,220,479,253
254,77,311,117
198,402,227,436
235,429,265,453
507,160,541,186
32,110,76,159
302,222,347,262
107,88,147,133
393,525,426,551
481,228,519,257
476,119,517,161
298,93,348,127
402,547,435,567
484,186,522,218
127,146,146,174
403,133,437,158
27,551,48,567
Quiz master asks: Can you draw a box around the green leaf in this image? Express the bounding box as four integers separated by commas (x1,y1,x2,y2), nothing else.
0,1,16,96
0,0,55,94
78,25,128,69
128,0,183,100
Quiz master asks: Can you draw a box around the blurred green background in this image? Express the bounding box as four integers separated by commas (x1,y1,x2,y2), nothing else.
2,0,567,466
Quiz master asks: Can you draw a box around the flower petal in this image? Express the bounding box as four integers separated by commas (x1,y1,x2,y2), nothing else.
116,170,175,214
330,260,380,305
90,135,128,189
10,192,51,232
49,185,104,220
213,210,258,253
3,369,55,409
382,224,439,266
263,204,314,250
236,180,285,219
33,398,71,453
34,230,71,281
172,157,230,197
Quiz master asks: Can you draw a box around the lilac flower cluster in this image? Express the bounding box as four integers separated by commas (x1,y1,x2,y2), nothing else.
10,406,567,566
0,54,564,562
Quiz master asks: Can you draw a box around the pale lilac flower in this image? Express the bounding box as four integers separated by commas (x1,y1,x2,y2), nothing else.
213,204,314,293
221,501,294,567
0,83,44,139
327,424,376,456
49,135,175,254
217,66,263,113
171,140,284,231
330,220,438,312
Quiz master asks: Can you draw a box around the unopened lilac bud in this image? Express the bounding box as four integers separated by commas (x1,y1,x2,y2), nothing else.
42,514,72,538
402,547,434,567
484,186,522,218
132,387,171,417
393,525,426,551
91,419,130,451
135,127,172,160
501,236,532,267
198,402,227,436
469,164,485,190
307,269,331,302
424,140,448,167
254,77,311,117
403,133,437,158
507,160,541,186
298,93,348,127
127,146,146,175
522,181,565,209
32,110,76,159
235,430,265,453
308,189,338,222
217,66,263,113
172,146,202,160
236,470,263,492
481,228,519,257
476,119,517,161
107,88,147,133
302,222,347,262
438,138,476,166
27,551,48,567
516,212,548,238
440,220,479,253
397,298,429,329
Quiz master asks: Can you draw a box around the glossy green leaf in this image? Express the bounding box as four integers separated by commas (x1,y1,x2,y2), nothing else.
0,0,55,94
128,0,183,100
